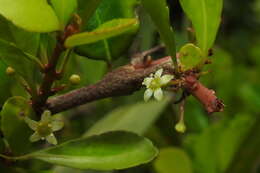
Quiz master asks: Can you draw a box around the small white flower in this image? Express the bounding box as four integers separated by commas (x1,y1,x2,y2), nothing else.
142,69,174,101
25,110,64,145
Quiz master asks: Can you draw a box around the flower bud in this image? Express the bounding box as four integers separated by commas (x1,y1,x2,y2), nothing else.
175,121,186,133
6,67,15,75
69,74,81,85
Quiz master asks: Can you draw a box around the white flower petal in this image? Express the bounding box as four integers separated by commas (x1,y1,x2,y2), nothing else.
160,75,174,85
30,132,41,142
155,69,163,78
46,133,57,145
142,77,153,87
41,110,52,123
24,117,38,130
154,88,163,101
144,89,153,102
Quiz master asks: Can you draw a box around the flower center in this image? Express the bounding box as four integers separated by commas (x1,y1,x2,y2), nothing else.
150,78,162,90
37,122,52,137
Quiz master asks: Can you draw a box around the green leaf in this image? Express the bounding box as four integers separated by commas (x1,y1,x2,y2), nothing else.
183,114,255,173
141,0,176,61
65,18,139,47
0,96,35,154
78,0,102,26
0,39,40,86
51,0,78,29
180,0,223,54
179,43,204,71
154,147,193,173
30,131,158,170
0,60,11,106
76,0,138,61
0,15,13,42
0,0,59,32
84,97,170,137
0,15,40,55
8,24,40,55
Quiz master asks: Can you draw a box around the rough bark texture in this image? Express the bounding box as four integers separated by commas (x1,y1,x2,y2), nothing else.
47,56,224,114
47,57,173,113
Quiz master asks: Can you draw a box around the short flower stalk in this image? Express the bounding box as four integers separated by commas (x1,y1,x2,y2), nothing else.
24,110,64,145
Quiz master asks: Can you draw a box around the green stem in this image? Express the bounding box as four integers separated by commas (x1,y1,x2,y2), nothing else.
58,48,73,74
0,153,31,161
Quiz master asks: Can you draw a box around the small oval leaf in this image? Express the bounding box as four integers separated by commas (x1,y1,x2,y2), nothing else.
65,18,139,48
31,131,158,170
0,0,60,32
179,43,204,71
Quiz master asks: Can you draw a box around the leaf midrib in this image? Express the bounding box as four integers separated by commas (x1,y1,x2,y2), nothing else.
200,0,207,51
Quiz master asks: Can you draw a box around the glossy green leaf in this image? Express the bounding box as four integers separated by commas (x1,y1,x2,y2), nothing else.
141,0,176,60
76,0,138,61
0,96,35,154
154,147,193,173
0,0,60,32
31,131,158,170
0,39,40,86
84,97,170,137
180,0,223,54
179,43,204,71
65,18,139,47
51,0,78,29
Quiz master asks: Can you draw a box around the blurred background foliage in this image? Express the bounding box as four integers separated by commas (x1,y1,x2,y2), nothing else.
0,0,260,173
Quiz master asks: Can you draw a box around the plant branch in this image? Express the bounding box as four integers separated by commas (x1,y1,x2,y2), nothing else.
32,38,65,114
46,56,224,114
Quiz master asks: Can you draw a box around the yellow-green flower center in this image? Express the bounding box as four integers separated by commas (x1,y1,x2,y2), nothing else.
150,78,161,90
37,122,52,137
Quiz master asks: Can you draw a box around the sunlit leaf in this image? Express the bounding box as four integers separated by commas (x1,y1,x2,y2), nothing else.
154,147,193,173
51,0,77,29
65,18,139,47
0,0,59,32
180,0,223,54
31,131,158,170
76,0,138,61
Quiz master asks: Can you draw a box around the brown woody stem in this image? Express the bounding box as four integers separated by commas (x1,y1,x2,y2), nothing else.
46,56,224,114
183,74,224,114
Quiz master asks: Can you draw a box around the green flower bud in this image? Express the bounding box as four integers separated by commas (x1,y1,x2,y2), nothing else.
175,121,186,133
69,74,81,85
6,67,15,75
